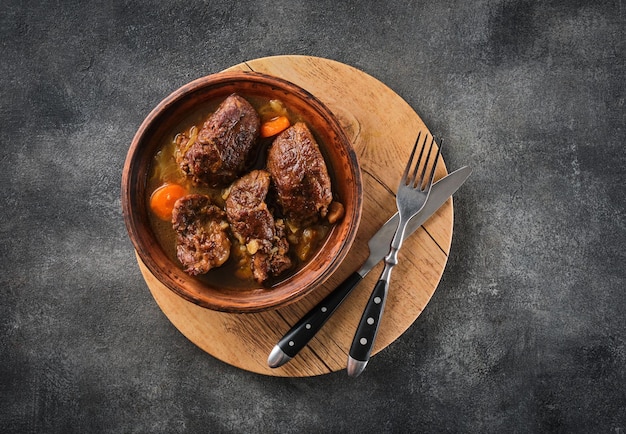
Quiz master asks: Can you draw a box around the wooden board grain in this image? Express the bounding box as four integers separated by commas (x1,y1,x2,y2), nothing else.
137,55,453,377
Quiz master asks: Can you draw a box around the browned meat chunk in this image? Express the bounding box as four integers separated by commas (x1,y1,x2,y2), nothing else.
225,170,292,283
177,93,260,187
172,194,231,275
266,122,333,226
225,170,273,242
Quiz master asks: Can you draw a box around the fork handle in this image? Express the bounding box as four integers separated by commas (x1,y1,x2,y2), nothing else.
347,218,407,377
347,277,390,377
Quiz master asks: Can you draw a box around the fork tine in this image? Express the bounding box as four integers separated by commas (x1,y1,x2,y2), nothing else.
416,135,435,189
409,133,427,187
426,139,443,188
402,131,422,184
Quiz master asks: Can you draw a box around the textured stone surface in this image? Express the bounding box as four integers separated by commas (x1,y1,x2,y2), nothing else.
1,0,624,432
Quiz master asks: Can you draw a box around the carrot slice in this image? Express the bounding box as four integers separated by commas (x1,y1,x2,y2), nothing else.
260,116,290,138
150,184,187,220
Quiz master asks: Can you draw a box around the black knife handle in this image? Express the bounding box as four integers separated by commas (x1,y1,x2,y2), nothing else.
276,271,363,359
349,279,389,363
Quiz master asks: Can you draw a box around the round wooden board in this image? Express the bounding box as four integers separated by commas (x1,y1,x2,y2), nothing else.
137,55,453,377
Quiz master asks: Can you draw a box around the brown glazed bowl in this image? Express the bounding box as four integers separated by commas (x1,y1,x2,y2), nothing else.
122,71,362,313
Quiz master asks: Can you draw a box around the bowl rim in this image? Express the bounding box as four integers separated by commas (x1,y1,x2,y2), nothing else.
122,70,362,313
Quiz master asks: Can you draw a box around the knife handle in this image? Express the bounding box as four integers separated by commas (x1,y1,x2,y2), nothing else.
268,271,363,368
347,279,389,376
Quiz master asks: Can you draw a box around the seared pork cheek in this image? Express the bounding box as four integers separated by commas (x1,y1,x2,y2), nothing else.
172,194,231,275
267,122,333,225
177,93,260,187
225,170,292,283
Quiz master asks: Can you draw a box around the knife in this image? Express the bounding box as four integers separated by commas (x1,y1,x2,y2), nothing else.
267,165,472,368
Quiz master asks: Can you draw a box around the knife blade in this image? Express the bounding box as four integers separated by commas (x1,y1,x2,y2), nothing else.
267,166,472,368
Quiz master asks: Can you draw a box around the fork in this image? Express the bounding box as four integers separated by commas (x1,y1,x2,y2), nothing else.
347,132,441,377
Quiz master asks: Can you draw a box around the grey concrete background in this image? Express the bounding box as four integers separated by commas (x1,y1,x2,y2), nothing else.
1,0,624,432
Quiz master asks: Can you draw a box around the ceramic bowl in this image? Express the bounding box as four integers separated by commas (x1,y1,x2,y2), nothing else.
122,71,362,312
